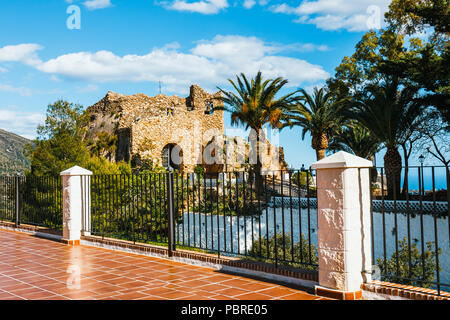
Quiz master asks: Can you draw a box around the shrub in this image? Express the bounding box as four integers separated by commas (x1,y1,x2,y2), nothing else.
248,232,318,270
377,237,442,288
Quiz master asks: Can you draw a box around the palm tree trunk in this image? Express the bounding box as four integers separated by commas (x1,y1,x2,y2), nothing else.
312,133,328,161
316,149,326,161
384,147,402,199
368,155,378,184
401,144,409,200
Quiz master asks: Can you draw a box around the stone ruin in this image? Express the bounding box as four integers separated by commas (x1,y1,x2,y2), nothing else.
85,85,288,174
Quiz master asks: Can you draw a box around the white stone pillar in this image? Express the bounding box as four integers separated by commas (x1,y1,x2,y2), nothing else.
311,151,373,300
60,166,93,245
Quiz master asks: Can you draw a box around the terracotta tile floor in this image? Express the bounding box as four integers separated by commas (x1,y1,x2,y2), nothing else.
0,229,326,300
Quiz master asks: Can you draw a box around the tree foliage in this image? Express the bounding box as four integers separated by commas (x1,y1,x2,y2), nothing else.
377,237,442,288
327,121,381,160
24,100,130,177
216,71,301,132
283,87,349,160
249,233,318,270
326,0,449,192
216,71,301,190
352,80,425,198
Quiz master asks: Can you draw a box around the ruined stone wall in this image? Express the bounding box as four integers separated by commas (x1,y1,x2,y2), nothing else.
131,86,224,171
86,85,224,171
85,85,288,173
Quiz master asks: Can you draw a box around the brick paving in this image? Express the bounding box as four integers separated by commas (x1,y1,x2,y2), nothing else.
0,229,326,300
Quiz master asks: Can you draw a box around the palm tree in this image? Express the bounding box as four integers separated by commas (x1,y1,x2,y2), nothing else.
353,79,424,198
327,121,381,160
216,72,301,191
283,87,348,160
328,121,381,184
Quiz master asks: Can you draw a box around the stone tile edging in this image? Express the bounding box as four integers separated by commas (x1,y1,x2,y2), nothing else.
3,221,449,301
362,281,450,300
0,221,62,241
80,235,319,289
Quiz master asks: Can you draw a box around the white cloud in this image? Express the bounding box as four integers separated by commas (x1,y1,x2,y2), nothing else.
162,0,269,12
163,0,229,14
0,108,44,139
277,42,330,52
83,0,113,10
66,0,113,10
0,84,33,97
0,44,43,66
270,0,390,32
243,0,256,9
0,36,329,94
243,0,268,9
0,66,7,73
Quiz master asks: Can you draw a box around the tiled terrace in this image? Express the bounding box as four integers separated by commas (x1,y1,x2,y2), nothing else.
0,229,326,300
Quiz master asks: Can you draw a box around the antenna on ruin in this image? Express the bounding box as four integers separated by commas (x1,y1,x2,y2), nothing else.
158,81,162,95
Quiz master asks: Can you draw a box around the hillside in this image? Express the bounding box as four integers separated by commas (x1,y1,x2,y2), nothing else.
0,129,31,176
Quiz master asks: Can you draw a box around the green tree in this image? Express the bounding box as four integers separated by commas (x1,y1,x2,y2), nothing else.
385,0,449,36
24,100,90,177
329,2,449,126
353,80,425,198
24,100,130,176
283,87,349,160
249,233,318,270
327,121,381,160
89,131,117,161
385,0,450,126
377,237,442,288
327,29,410,99
84,155,131,175
216,72,301,191
291,170,313,188
327,5,449,197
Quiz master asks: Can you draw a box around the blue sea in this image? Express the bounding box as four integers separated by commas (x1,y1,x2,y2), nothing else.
380,167,448,191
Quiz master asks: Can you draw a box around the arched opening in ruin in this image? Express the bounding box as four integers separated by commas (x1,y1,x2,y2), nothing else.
162,144,183,171
202,139,224,177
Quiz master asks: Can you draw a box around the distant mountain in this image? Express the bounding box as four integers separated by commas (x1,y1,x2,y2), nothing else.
0,129,31,176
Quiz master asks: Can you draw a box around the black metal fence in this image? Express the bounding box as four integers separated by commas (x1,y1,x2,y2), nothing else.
90,173,171,245
370,165,450,296
0,176,19,223
90,169,319,270
2,165,449,296
0,176,63,229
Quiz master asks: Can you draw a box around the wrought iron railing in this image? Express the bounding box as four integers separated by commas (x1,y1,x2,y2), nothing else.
90,169,319,270
370,165,449,296
2,164,448,297
0,175,62,229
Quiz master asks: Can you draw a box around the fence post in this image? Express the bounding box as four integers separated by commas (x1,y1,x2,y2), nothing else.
15,176,20,227
166,171,176,256
60,166,93,245
311,151,373,300
80,174,92,236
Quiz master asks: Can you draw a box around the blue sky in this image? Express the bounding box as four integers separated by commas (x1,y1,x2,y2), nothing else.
2,0,432,168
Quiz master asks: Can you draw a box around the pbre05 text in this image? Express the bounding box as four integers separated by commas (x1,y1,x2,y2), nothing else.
225,305,268,315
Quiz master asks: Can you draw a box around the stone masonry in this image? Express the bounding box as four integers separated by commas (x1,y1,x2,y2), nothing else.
86,85,287,173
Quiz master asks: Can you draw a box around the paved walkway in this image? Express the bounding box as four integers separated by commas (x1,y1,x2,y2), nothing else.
0,229,325,300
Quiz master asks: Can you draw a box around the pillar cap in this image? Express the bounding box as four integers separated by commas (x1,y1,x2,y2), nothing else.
311,151,373,170
60,165,93,176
